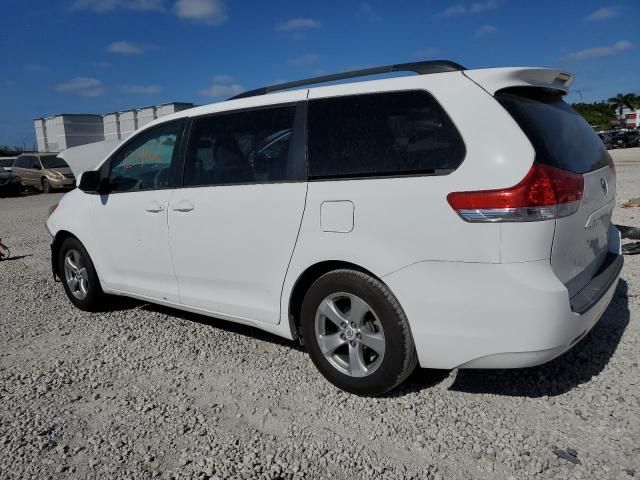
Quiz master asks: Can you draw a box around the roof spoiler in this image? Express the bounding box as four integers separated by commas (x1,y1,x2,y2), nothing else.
229,60,465,100
463,68,574,95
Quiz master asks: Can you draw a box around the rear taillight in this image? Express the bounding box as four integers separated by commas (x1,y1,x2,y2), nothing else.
447,164,584,222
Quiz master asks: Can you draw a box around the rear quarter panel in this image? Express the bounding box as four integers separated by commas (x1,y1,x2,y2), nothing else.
280,72,537,323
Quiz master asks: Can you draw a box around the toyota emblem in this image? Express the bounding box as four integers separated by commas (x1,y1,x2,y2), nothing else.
600,178,608,195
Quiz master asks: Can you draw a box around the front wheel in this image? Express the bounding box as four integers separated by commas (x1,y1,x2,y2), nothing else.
301,269,418,396
42,178,52,194
58,237,105,311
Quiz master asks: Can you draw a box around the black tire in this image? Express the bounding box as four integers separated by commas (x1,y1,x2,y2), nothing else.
42,178,52,194
58,237,105,311
301,269,418,396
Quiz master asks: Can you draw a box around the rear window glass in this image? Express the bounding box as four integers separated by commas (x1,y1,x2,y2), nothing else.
308,90,465,179
497,89,610,174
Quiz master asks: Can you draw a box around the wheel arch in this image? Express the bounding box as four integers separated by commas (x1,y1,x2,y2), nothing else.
51,230,90,280
287,260,391,341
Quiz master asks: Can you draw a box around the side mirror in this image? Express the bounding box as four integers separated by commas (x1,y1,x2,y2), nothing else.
79,170,109,194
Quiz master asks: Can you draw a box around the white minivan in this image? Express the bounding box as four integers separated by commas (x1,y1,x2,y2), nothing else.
47,61,623,395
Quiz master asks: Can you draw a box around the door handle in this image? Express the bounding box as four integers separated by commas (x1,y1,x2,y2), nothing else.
172,200,194,212
144,202,165,213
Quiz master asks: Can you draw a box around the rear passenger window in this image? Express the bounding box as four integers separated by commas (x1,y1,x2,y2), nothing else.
184,105,302,187
308,90,465,179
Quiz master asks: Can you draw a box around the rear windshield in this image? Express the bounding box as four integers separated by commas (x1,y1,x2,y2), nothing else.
496,88,610,174
41,156,69,169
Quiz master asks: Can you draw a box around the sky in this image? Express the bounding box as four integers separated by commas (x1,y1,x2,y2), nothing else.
0,0,638,147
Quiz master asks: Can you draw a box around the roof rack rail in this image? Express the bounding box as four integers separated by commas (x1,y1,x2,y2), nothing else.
229,59,465,100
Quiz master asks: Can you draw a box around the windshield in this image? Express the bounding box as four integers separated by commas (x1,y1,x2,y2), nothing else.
41,155,69,169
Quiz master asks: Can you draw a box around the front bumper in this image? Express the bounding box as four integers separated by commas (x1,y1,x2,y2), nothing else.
48,177,76,188
383,244,623,370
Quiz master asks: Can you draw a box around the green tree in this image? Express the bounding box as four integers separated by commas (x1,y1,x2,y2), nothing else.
607,93,639,120
571,102,616,131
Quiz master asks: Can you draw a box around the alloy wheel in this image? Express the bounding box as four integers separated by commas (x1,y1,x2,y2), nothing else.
63,249,89,300
314,292,385,377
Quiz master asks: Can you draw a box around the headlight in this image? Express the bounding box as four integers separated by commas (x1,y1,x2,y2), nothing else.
49,172,64,180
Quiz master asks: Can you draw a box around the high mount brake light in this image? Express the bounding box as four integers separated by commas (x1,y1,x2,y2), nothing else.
447,164,584,223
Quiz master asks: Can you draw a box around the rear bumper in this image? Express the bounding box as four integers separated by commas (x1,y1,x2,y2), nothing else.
570,253,623,314
383,239,622,370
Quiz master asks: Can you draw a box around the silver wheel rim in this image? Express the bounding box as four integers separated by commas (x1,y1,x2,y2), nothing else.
63,249,89,300
314,292,385,378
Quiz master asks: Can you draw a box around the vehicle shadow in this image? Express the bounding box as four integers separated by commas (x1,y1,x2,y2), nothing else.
96,279,629,399
447,279,630,398
140,303,305,352
0,254,33,261
98,296,146,313
18,188,41,197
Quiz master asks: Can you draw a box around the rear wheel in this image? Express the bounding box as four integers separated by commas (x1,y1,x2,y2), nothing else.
42,178,52,194
301,269,417,396
58,237,105,311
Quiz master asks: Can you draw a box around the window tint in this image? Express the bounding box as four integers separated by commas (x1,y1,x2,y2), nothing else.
497,89,610,174
109,122,182,193
15,156,35,168
184,105,300,187
42,155,69,169
308,90,465,179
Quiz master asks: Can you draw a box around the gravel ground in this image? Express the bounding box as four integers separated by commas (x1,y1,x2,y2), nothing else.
1,149,639,480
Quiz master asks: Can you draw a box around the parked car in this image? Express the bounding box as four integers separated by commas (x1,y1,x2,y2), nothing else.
12,153,76,193
609,131,640,149
598,133,613,149
0,170,21,197
46,61,622,395
0,157,16,172
625,130,640,147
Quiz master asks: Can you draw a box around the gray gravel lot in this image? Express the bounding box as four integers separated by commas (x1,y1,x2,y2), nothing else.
1,149,639,479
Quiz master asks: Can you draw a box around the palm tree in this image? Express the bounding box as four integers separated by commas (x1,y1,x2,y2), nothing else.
607,93,639,123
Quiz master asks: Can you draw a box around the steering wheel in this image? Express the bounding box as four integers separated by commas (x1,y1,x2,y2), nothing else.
153,168,169,189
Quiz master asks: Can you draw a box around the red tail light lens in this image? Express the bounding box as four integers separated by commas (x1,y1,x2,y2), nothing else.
447,164,584,222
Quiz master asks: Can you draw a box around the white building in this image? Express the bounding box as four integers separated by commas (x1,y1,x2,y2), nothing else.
35,114,104,152
35,102,195,152
621,107,640,129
